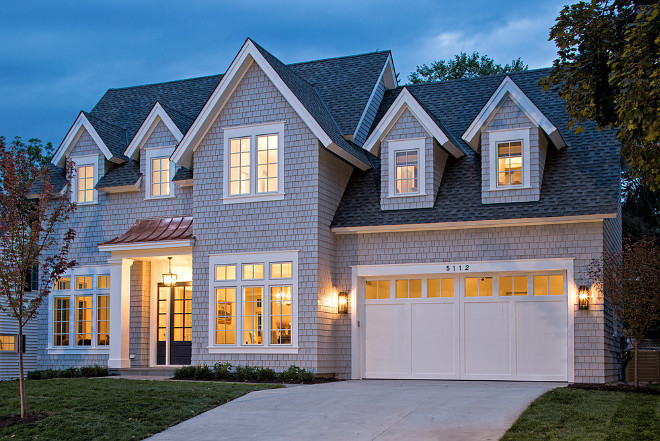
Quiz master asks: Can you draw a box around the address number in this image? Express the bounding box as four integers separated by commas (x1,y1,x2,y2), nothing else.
446,264,470,272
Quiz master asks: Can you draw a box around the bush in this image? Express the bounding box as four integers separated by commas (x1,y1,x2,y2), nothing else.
213,362,233,380
278,365,315,383
26,365,109,380
173,363,317,384
257,367,277,382
193,365,214,381
234,365,258,382
60,367,80,378
173,365,196,379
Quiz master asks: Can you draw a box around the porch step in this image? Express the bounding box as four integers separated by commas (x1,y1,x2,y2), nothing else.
110,367,176,379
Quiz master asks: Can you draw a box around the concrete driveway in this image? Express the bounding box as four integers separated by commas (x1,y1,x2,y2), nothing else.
148,380,560,441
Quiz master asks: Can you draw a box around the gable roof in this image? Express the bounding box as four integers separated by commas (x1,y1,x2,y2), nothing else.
52,112,120,167
124,101,184,159
333,68,620,229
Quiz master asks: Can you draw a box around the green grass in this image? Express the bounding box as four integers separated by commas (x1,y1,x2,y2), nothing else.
0,378,281,440
501,387,660,441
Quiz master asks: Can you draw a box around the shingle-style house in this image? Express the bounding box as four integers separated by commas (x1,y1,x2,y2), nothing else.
6,39,621,383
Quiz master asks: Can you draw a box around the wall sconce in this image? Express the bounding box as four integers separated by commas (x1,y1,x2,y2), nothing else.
162,257,177,286
338,291,349,314
578,285,590,310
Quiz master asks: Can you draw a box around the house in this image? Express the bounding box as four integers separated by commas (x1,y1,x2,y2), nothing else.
26,39,620,383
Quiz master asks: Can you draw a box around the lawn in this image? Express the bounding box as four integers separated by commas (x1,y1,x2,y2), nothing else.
502,387,660,441
0,378,281,440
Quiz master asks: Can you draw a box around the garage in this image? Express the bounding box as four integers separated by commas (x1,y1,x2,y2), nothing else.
360,264,571,382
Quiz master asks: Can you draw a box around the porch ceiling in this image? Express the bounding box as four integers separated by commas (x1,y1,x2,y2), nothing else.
100,217,193,246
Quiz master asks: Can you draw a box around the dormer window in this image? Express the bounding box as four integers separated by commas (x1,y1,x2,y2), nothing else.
71,155,98,205
395,150,419,194
145,147,175,199
387,138,426,198
488,129,531,191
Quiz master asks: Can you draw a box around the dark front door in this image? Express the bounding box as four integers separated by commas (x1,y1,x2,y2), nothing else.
156,282,192,365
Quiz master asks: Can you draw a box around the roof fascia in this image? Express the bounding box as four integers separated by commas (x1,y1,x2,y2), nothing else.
98,239,194,252
172,39,335,168
124,102,183,160
363,88,464,158
352,53,396,142
52,112,116,167
97,176,142,193
462,76,567,152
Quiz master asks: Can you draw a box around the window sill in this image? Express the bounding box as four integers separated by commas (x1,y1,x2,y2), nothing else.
75,201,99,206
487,186,533,192
145,195,175,201
387,192,427,199
207,346,299,354
222,192,285,205
47,347,110,355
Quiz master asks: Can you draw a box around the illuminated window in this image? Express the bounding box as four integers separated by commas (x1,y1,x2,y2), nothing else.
151,157,171,197
395,150,419,194
97,275,110,289
97,295,110,345
215,265,236,281
242,264,264,280
75,276,92,290
55,277,70,290
75,296,92,346
256,134,278,193
271,286,292,345
77,165,94,203
270,262,292,279
215,288,236,344
428,278,454,298
229,137,251,195
396,279,422,298
365,280,391,300
54,297,70,346
0,335,16,352
242,287,263,345
497,141,523,187
499,276,528,296
465,277,493,297
533,275,564,296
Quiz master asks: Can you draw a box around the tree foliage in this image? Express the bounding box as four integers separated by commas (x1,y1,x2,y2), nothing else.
0,137,76,418
590,240,660,386
543,0,660,188
622,172,660,242
408,51,527,84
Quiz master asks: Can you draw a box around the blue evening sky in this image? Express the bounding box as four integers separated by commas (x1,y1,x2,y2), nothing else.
1,0,566,148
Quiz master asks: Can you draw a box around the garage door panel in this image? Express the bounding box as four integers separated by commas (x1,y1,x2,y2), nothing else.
365,304,407,377
464,302,511,376
411,303,457,376
516,301,568,378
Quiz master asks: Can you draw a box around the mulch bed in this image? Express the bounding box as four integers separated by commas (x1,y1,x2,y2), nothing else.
0,411,48,428
569,382,660,395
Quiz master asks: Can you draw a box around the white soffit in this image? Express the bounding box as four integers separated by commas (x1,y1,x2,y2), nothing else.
171,39,339,169
362,88,464,158
124,102,184,160
462,76,567,152
52,112,117,167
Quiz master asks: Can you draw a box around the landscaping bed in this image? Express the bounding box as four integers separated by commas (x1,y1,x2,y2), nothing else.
569,382,660,395
173,363,339,384
0,378,280,441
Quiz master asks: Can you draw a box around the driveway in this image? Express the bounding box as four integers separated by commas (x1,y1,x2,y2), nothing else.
148,380,560,441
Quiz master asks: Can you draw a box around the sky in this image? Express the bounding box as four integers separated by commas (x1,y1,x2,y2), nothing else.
1,0,567,148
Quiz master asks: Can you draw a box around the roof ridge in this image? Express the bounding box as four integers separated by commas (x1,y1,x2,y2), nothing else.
83,111,127,131
159,102,195,121
106,73,224,92
288,50,391,66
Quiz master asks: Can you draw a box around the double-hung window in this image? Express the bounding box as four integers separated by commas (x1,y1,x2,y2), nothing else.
488,129,531,190
223,122,285,203
71,155,99,204
145,147,175,199
387,138,425,197
209,251,297,352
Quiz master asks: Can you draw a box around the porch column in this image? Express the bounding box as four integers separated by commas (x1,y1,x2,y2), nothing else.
108,258,133,369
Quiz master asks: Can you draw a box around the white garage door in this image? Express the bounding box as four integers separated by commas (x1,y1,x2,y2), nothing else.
363,273,568,381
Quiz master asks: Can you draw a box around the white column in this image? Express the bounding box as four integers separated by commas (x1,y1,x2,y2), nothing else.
108,258,133,369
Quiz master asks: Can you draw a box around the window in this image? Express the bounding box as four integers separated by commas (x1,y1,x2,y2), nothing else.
499,276,528,296
387,138,426,197
71,155,98,204
533,275,564,296
465,277,493,297
97,295,110,345
24,264,39,292
395,279,422,298
75,296,92,346
209,251,298,351
97,275,110,289
145,148,175,199
365,280,390,300
0,335,16,352
428,279,454,298
75,276,92,290
223,122,285,203
55,277,70,290
488,129,531,190
54,297,70,346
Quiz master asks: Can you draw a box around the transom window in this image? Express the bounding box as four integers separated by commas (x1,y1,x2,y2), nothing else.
270,262,292,279
223,122,285,203
215,265,237,281
75,276,92,290
242,264,264,280
151,157,171,197
497,141,523,187
395,150,419,194
55,277,70,290
97,275,110,289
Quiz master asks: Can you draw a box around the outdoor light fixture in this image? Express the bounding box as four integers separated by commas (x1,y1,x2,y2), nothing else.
338,291,349,314
578,285,590,310
162,257,177,286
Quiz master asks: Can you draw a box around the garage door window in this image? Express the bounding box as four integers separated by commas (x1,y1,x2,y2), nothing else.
499,276,528,296
365,280,391,299
395,279,422,298
533,275,564,296
428,279,454,297
465,277,493,297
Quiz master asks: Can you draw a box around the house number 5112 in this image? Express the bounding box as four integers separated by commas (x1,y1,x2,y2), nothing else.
446,265,469,272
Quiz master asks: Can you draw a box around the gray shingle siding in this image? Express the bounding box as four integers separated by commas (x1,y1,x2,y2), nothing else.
354,79,386,145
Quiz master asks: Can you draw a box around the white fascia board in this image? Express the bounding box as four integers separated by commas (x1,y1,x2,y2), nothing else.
331,213,615,234
124,102,184,159
363,88,464,158
97,176,142,194
462,76,567,152
172,39,335,169
52,112,117,167
98,239,194,253
173,179,193,187
352,54,396,142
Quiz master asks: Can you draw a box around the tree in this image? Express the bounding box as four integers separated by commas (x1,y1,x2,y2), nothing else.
622,172,660,242
0,136,54,170
543,1,660,188
408,52,528,84
590,240,660,387
0,137,76,418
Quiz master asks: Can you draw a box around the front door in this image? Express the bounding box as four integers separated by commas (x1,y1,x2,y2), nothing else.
157,282,192,365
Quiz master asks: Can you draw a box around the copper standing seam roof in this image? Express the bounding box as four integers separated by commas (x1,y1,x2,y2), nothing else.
100,217,193,245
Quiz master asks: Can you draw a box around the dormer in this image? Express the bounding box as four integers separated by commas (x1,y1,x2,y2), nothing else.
363,88,464,211
462,76,566,204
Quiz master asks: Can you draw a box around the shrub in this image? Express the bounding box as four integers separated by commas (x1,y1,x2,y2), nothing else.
234,365,258,382
41,369,58,380
193,365,214,381
256,367,277,382
60,367,79,378
279,365,315,383
173,365,196,379
213,362,233,380
79,366,96,377
93,365,109,377
27,366,109,380
26,370,42,380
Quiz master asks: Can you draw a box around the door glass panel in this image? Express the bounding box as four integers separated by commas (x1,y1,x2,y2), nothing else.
548,275,563,295
465,277,493,297
409,280,422,298
365,280,390,299
157,287,168,342
513,276,527,296
171,285,192,342
395,280,408,298
377,281,390,299
428,279,454,298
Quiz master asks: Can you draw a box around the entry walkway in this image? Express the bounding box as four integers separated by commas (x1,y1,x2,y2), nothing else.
148,380,559,441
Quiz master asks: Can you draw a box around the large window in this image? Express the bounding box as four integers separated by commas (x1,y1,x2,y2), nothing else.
223,122,285,203
209,251,297,351
71,155,98,204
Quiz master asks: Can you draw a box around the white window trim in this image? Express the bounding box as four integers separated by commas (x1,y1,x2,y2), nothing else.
47,265,111,354
71,154,99,205
207,250,299,354
145,147,176,200
488,128,531,191
387,137,426,198
222,121,285,204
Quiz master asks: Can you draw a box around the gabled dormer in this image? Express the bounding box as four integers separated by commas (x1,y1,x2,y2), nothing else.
462,76,566,204
364,88,464,211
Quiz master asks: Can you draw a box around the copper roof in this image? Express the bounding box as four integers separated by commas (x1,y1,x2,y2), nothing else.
100,217,193,245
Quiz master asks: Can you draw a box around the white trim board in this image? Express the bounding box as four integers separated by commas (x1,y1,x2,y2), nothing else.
171,39,369,171
52,112,121,167
362,88,464,158
98,239,194,253
124,102,184,160
462,76,566,152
